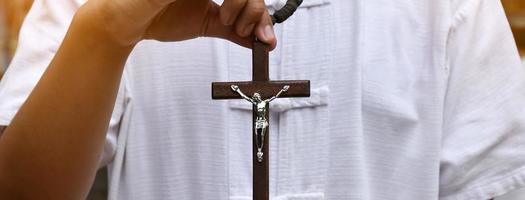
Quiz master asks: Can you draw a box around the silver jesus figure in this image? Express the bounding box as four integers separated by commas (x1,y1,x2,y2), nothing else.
231,85,290,162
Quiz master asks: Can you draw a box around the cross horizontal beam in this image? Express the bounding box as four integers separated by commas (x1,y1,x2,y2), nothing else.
212,80,310,100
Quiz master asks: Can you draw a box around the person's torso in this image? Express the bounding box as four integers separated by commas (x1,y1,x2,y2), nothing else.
108,0,451,199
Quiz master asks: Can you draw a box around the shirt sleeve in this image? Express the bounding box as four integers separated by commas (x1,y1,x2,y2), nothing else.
0,0,125,168
439,0,525,199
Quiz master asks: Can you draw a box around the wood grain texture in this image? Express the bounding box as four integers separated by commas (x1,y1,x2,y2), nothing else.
252,41,269,81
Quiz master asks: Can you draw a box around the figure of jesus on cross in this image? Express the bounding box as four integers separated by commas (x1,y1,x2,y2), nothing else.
231,84,290,162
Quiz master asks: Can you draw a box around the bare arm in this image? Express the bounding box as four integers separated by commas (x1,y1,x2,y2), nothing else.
231,85,255,104
266,85,289,102
0,8,132,199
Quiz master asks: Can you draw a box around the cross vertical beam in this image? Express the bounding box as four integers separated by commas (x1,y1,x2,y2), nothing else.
252,41,269,81
211,41,310,200
252,41,269,200
253,101,269,200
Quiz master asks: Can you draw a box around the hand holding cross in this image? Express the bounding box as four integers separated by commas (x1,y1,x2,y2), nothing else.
211,0,305,199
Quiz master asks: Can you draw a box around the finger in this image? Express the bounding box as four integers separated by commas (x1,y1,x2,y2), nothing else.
253,10,276,50
235,0,266,37
220,0,248,26
202,2,253,49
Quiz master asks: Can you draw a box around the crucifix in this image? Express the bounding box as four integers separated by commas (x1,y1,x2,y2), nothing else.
211,40,310,200
212,1,306,199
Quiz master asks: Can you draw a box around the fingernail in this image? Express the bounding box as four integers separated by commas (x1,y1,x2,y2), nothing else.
263,25,275,41
243,24,255,36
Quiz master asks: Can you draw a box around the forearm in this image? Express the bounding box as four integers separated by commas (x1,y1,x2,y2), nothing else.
0,5,133,200
268,92,281,102
236,90,251,101
241,94,252,101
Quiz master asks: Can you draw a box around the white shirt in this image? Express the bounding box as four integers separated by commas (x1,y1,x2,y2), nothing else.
1,0,525,199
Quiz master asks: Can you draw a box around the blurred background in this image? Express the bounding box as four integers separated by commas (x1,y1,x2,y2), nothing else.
0,0,34,79
506,0,525,55
0,0,525,199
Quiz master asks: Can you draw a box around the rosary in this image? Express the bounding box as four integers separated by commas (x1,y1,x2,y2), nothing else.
212,0,310,199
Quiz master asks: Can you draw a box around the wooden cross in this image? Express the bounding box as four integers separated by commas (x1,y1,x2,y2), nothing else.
211,41,310,200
